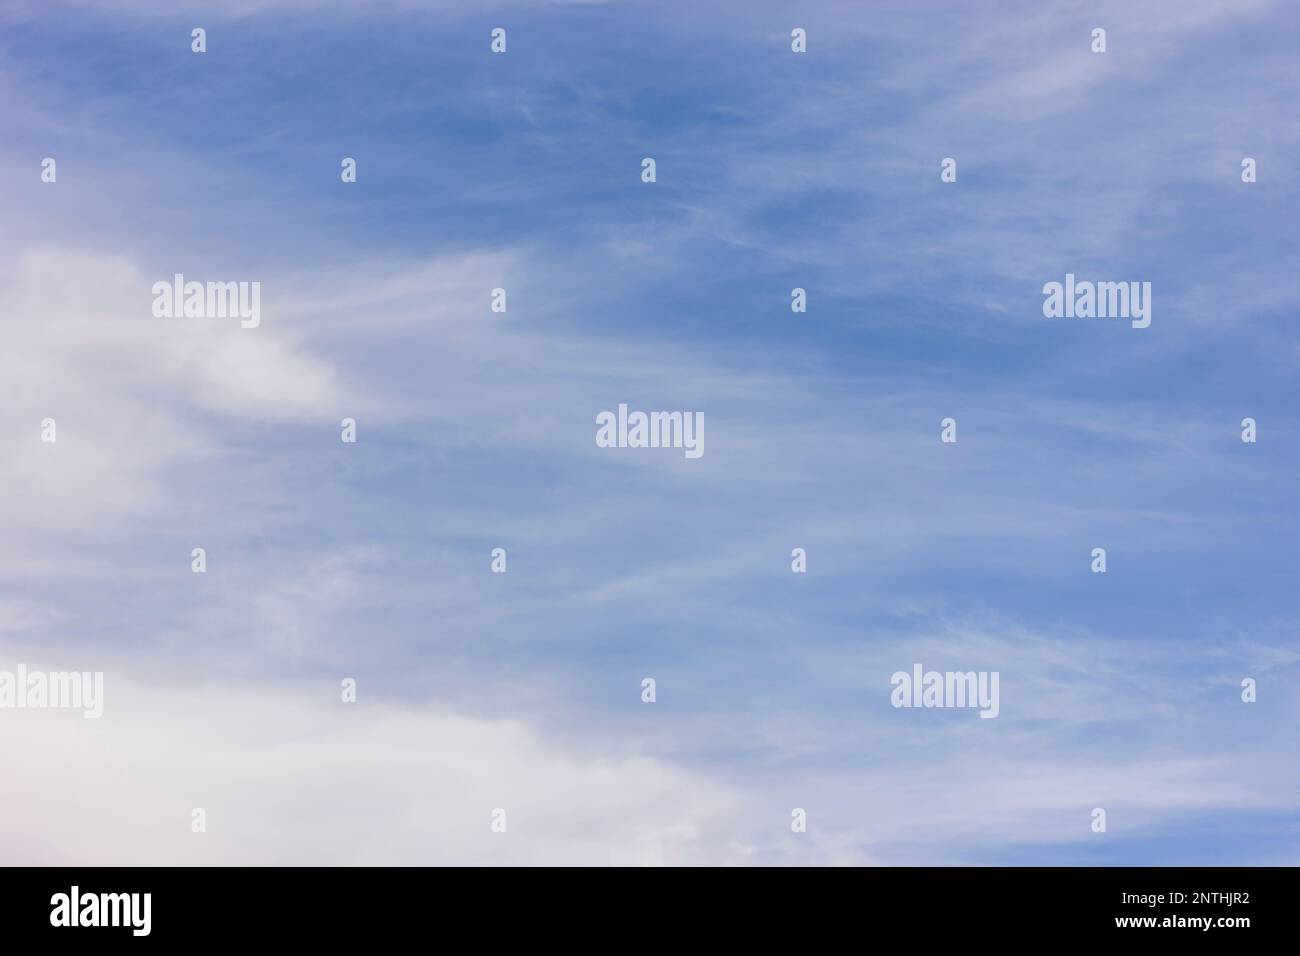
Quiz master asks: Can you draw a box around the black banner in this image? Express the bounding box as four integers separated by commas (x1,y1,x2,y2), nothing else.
0,866,1285,943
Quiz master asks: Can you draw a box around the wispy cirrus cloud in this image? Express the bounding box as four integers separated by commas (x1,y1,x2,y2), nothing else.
1,0,1297,865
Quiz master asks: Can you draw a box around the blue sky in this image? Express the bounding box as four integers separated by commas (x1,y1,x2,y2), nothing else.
0,0,1297,865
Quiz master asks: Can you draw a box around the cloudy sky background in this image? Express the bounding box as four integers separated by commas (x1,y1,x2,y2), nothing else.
1,0,1297,865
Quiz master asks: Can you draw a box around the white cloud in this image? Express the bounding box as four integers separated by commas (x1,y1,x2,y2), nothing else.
0,674,754,866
